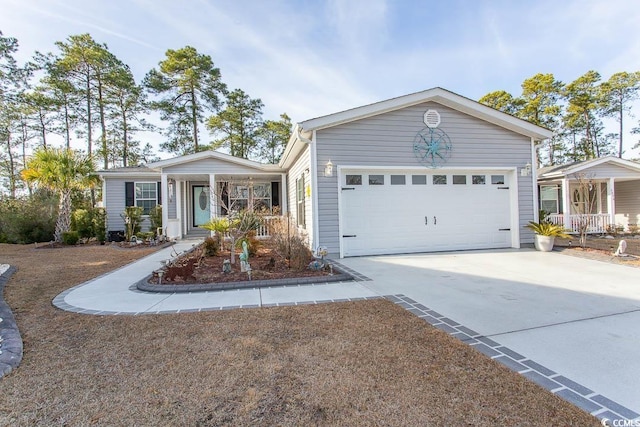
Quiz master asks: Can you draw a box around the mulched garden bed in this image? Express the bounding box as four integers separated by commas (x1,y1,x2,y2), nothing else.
148,242,333,286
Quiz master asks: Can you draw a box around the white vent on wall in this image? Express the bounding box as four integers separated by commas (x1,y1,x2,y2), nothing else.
423,109,441,128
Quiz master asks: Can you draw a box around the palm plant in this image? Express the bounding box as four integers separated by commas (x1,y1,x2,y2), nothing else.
525,221,571,238
22,147,100,242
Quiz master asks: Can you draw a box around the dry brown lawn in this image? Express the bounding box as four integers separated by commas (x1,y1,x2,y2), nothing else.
0,243,599,426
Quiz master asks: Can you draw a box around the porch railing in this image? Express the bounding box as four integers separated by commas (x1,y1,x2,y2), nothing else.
546,214,612,234
218,215,280,239
256,215,279,238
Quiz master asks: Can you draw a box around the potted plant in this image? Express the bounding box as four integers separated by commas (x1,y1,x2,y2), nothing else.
525,221,571,252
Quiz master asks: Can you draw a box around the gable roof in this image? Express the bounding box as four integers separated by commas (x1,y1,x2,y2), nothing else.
147,150,283,172
538,156,640,179
280,87,553,168
100,150,284,176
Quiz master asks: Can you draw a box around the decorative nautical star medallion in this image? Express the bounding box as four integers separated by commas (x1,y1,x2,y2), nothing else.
413,109,452,168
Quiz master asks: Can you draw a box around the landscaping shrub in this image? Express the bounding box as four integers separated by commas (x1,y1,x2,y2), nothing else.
203,236,220,256
0,191,57,243
72,209,93,239
201,217,230,250
628,224,639,235
71,207,107,241
93,208,106,242
269,215,312,270
237,230,261,257
121,206,143,241
149,205,162,235
62,231,79,245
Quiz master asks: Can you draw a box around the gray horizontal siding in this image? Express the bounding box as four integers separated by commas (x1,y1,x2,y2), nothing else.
615,180,640,228
163,158,268,174
286,145,312,240
104,177,157,233
315,101,535,254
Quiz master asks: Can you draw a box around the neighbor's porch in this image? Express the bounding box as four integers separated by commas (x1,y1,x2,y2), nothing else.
160,172,287,240
540,177,639,234
540,178,612,234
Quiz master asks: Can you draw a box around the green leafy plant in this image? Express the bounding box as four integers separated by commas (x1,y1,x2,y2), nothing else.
525,221,571,238
62,230,79,245
121,206,144,241
201,217,230,250
149,205,162,235
93,208,106,242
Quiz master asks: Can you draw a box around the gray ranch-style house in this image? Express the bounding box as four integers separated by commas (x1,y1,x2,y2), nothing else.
100,87,552,258
537,156,640,234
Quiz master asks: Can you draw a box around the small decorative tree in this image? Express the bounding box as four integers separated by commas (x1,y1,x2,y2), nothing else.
571,172,599,248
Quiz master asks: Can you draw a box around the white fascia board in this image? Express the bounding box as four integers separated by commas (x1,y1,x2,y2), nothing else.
99,171,160,179
298,87,553,140
279,124,313,170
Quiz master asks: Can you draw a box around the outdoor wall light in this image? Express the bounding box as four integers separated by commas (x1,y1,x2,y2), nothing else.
324,160,334,177
521,163,532,177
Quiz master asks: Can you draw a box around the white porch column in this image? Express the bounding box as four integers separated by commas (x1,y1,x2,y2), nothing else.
182,181,187,236
280,173,288,215
561,177,571,230
209,174,216,237
607,177,615,226
175,178,183,238
161,173,168,235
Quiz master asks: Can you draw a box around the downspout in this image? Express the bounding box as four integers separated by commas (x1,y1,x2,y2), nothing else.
532,138,540,223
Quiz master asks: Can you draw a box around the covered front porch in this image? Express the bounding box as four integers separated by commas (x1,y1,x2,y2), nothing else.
161,173,286,239
537,157,640,234
148,151,287,240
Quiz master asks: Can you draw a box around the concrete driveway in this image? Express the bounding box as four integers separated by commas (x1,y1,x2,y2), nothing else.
340,249,640,421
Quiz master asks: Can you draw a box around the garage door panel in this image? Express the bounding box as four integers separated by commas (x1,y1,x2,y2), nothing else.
341,169,513,256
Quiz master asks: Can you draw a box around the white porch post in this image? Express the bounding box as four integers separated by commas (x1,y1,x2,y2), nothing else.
607,177,615,226
161,173,168,235
562,177,571,231
175,178,183,238
280,173,287,215
209,174,216,236
182,181,188,236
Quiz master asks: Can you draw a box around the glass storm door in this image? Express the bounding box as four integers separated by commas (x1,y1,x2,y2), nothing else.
193,185,210,227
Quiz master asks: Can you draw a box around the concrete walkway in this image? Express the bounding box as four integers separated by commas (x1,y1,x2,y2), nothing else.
53,245,640,423
53,242,378,315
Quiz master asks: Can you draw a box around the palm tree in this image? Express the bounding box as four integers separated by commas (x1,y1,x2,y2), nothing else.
22,147,100,242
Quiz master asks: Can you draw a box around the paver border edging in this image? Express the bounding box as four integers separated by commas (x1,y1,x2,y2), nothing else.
0,265,22,379
135,269,353,293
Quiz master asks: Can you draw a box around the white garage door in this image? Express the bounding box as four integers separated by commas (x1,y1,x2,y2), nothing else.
340,169,513,256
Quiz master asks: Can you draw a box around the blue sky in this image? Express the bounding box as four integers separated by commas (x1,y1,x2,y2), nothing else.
3,0,640,156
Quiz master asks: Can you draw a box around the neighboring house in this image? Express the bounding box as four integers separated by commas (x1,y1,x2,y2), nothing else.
537,156,640,233
100,87,552,257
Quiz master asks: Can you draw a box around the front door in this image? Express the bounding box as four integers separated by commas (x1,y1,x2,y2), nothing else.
193,185,211,227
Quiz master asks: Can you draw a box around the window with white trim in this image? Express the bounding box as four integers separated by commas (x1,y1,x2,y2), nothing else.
252,183,272,213
296,176,305,227
135,182,158,215
540,185,559,214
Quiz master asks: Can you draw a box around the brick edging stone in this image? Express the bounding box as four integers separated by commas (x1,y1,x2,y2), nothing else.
136,268,353,293
0,265,22,379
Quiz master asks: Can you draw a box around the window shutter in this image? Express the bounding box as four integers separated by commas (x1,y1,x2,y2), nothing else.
271,182,279,207
157,182,162,206
125,182,134,207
